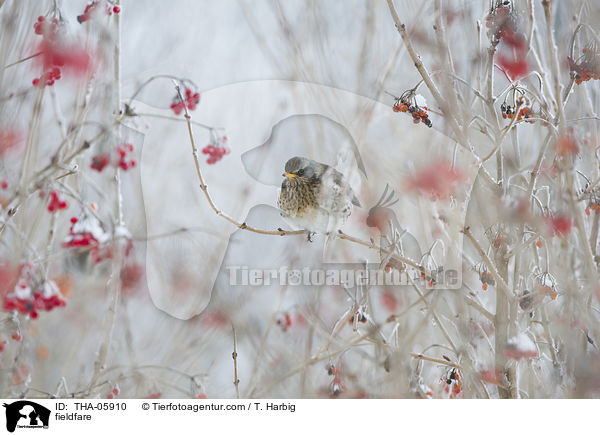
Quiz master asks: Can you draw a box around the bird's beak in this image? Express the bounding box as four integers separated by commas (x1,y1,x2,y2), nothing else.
283,172,296,178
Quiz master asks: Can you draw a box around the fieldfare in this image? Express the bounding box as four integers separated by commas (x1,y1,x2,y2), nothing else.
277,156,360,238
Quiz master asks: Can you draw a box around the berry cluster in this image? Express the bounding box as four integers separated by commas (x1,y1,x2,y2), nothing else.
62,216,132,265
275,312,292,332
32,67,61,88
475,263,495,291
581,184,600,216
587,204,600,215
90,143,135,172
107,385,120,399
417,270,435,288
170,88,200,115
62,217,100,249
484,2,516,43
479,270,495,291
32,16,64,88
116,143,136,170
47,190,68,213
349,312,367,324
90,153,110,172
3,271,66,319
443,368,462,397
534,284,558,302
33,15,58,36
568,46,600,85
500,102,535,123
486,2,530,78
326,365,344,397
3,289,66,318
392,97,432,127
77,1,121,23
201,135,230,164
62,216,113,264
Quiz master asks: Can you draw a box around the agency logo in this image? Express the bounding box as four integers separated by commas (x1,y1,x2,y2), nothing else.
3,401,50,432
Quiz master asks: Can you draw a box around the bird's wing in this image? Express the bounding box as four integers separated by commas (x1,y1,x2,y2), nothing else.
330,167,361,208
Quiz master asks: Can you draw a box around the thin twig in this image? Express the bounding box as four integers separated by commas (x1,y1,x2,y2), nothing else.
410,353,460,369
232,325,240,399
174,84,306,237
4,52,42,68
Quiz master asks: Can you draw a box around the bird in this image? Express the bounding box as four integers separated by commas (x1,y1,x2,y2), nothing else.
277,156,360,240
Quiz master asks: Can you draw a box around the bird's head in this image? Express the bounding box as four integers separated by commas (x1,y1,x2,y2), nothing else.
282,156,323,182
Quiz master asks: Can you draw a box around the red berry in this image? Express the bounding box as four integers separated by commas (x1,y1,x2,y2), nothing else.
113,6,121,13
90,154,110,172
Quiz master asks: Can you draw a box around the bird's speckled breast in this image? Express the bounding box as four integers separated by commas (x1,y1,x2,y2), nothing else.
278,178,321,217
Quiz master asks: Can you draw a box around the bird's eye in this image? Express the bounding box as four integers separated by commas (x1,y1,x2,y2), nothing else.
297,169,305,176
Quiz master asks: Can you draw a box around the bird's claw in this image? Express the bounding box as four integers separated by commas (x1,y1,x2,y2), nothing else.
307,231,316,242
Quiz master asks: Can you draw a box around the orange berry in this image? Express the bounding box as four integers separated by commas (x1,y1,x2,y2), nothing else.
482,283,488,291
535,240,543,248
586,208,591,215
